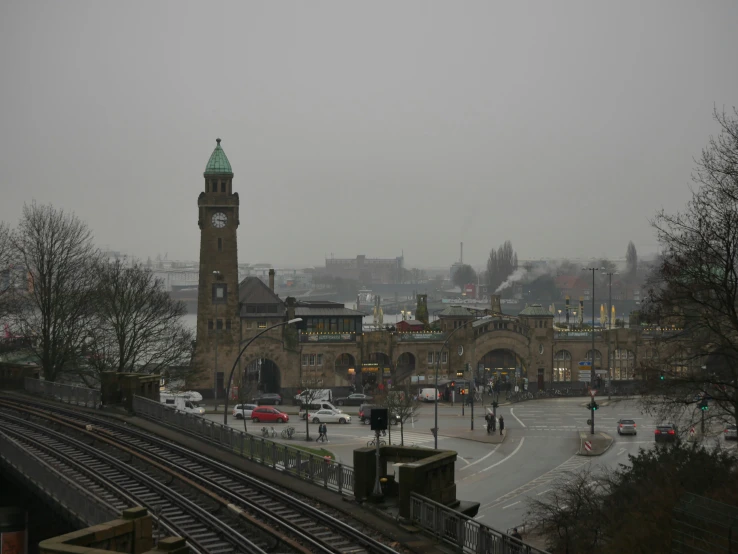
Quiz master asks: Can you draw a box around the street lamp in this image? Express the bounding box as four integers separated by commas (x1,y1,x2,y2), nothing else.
223,318,302,425
557,309,562,325
213,270,221,404
434,318,478,449
583,267,599,435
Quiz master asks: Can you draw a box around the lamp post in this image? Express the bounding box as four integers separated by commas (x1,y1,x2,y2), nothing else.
434,318,477,449
557,309,562,326
603,272,617,384
213,271,221,404
583,267,599,435
223,318,302,425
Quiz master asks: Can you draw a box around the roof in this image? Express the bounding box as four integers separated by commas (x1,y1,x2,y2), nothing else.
398,319,425,326
239,277,284,305
555,275,584,290
438,305,475,317
204,138,233,175
519,304,554,317
294,307,364,317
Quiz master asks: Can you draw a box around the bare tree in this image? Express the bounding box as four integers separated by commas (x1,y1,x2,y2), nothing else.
486,240,518,293
391,385,419,445
9,203,99,382
0,221,14,322
84,260,195,383
297,372,327,441
643,108,738,430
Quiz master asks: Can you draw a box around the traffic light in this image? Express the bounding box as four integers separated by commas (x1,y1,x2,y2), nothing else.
587,401,599,411
700,399,709,411
450,381,455,388
660,372,665,381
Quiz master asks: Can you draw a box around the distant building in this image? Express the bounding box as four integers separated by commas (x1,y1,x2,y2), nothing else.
396,319,425,332
320,254,404,284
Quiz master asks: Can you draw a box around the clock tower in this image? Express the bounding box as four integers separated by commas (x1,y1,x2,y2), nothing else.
193,138,240,399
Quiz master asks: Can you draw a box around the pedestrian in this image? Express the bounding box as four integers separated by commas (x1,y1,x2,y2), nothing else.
317,423,325,442
485,413,491,434
511,527,523,541
321,422,329,443
499,416,505,435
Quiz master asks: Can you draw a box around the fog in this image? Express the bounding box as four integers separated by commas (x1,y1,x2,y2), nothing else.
1,1,737,268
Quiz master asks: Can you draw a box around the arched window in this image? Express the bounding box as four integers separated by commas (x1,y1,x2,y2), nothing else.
586,350,602,369
554,350,572,382
610,349,635,380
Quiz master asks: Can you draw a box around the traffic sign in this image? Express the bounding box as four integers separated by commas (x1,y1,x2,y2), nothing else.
689,427,695,436
590,390,597,397
584,440,592,452
579,361,592,367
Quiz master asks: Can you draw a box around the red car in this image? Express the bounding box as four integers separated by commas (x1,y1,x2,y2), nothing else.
251,406,289,423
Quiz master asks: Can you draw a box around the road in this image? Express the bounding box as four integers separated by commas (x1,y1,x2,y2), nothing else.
203,396,736,535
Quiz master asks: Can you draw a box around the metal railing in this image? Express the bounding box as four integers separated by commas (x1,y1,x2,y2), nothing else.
410,493,549,554
0,431,119,527
132,395,354,496
24,377,101,408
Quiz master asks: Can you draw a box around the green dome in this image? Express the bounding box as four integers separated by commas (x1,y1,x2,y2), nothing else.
204,138,233,175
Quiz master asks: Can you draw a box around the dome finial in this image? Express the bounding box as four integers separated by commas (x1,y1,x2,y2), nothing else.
216,138,221,145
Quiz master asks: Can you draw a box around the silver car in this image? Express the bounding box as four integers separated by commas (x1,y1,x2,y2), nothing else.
725,424,737,440
617,418,637,436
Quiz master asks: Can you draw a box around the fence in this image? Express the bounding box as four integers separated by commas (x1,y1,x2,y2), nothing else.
24,377,101,408
0,431,119,527
132,395,354,496
410,493,549,554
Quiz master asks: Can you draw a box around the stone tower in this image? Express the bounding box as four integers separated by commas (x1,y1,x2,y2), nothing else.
193,139,240,399
415,294,429,326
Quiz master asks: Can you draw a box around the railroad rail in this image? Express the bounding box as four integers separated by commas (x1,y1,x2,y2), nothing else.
0,398,404,554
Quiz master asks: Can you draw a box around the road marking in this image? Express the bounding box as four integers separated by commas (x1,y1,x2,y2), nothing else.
458,457,472,466
462,438,525,481
617,448,626,456
474,514,485,520
502,501,520,509
510,408,527,428
537,489,551,496
460,444,501,470
480,454,590,509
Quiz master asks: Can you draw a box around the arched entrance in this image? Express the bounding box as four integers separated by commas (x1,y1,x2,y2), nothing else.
395,352,416,384
477,349,525,386
362,352,391,393
246,358,281,394
334,353,357,387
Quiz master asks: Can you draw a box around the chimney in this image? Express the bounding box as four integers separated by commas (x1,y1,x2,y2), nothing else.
286,297,296,321
490,294,501,314
565,295,570,324
269,269,275,291
416,294,429,325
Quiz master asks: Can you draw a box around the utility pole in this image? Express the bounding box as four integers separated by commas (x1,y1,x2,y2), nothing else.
604,272,617,388
583,267,600,388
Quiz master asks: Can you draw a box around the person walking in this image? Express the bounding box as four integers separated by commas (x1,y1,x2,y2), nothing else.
485,412,492,434
321,422,329,443
317,422,325,442
511,528,522,541
499,416,505,436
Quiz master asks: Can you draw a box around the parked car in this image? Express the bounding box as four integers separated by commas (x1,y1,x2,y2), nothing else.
617,419,637,436
358,404,400,425
419,388,441,402
299,401,341,420
232,403,258,419
655,424,677,443
251,406,289,423
334,393,373,406
308,409,351,424
293,389,332,405
253,393,283,405
724,424,737,440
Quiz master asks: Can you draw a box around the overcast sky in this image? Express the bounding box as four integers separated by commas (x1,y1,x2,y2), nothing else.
1,2,737,269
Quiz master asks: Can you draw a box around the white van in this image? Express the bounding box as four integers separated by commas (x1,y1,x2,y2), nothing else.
160,392,205,415
299,401,341,420
294,389,333,404
419,388,441,402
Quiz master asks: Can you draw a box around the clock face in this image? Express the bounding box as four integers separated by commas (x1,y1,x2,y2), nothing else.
211,212,227,229
538,343,544,355
457,345,464,356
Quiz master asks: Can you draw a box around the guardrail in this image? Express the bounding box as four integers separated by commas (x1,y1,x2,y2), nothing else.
410,493,549,554
24,377,101,408
132,395,354,496
0,431,119,527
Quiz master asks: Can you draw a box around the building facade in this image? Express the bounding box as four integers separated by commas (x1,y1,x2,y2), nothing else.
190,141,652,400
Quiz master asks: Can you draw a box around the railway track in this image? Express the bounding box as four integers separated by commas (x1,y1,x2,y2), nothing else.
0,399,404,554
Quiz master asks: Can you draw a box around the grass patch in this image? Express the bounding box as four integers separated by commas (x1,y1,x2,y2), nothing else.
289,444,335,459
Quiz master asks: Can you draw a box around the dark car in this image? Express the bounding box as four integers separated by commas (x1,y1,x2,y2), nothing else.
335,393,373,406
253,393,283,406
655,424,677,443
359,403,400,425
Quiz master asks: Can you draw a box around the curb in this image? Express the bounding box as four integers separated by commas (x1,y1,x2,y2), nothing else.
576,431,613,456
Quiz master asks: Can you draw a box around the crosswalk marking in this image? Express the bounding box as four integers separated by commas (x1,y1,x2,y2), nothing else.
362,432,436,445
